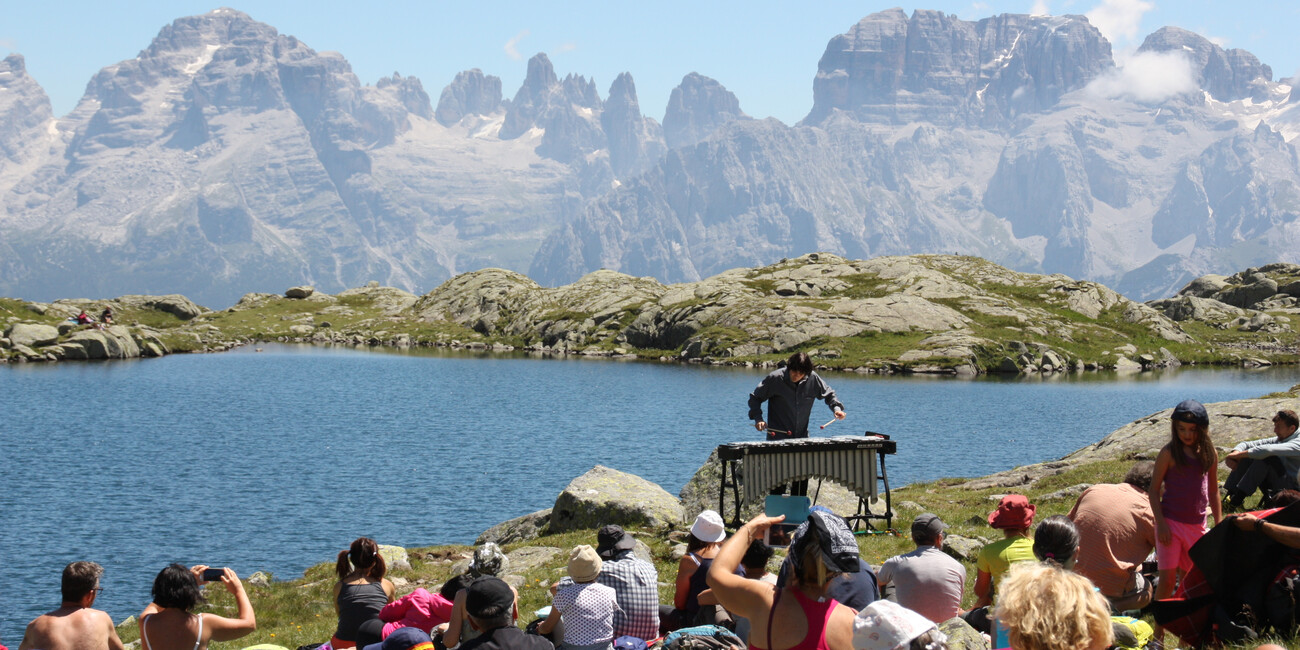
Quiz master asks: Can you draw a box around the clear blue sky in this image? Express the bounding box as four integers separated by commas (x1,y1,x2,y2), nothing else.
3,1,1297,125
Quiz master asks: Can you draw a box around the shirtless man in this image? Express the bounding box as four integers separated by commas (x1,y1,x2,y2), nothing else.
19,562,125,650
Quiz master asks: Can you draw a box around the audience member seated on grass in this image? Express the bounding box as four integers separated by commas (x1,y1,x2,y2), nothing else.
851,600,948,650
539,545,619,650
333,537,396,649
138,564,256,650
811,508,877,613
19,561,125,650
964,495,1037,634
591,525,659,640
995,563,1112,650
378,574,462,637
878,514,966,625
1224,410,1300,510
455,577,553,650
707,511,859,650
1067,462,1156,612
660,510,729,632
1032,515,1080,569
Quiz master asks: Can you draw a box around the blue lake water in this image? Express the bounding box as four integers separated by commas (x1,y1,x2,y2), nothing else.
2,343,1298,638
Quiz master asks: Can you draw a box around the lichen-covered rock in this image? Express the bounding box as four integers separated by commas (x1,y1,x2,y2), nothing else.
939,616,988,650
941,534,984,563
549,465,683,533
285,286,315,299
476,508,552,545
1147,295,1243,322
1216,279,1278,309
504,546,562,574
5,323,59,347
61,326,141,359
378,545,411,571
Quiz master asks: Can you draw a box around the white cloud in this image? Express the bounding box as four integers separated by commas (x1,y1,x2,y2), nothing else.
1085,50,1198,103
1085,0,1154,45
1030,0,1050,15
552,42,577,55
971,2,990,10
504,29,529,61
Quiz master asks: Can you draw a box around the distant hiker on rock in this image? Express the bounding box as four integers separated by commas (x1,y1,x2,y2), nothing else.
19,562,125,650
100,307,113,325
748,352,846,495
1223,409,1300,510
75,310,93,325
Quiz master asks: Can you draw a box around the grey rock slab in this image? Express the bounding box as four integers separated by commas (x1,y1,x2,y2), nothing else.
941,534,983,563
476,508,553,546
505,546,562,574
285,286,316,299
5,323,59,347
549,465,683,533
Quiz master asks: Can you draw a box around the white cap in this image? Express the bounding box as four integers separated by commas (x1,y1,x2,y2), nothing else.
852,600,941,650
690,510,727,543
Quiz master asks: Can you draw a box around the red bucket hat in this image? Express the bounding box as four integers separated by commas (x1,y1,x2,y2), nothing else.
988,494,1036,529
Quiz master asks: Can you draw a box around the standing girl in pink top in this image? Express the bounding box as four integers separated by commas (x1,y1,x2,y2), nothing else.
1150,399,1222,604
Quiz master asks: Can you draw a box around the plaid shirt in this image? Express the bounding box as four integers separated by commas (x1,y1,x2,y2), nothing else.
562,552,660,640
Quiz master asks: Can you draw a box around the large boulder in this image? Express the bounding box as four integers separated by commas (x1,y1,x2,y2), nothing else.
1216,279,1279,309
5,323,59,347
116,294,205,320
1147,295,1244,322
476,508,552,545
504,546,562,574
1179,274,1229,298
60,327,141,359
549,465,684,533
285,286,316,299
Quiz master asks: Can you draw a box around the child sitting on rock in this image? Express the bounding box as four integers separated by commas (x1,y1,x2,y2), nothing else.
539,545,620,650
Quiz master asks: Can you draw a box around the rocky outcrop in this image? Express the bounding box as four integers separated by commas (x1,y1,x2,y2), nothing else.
803,9,1113,127
662,73,747,150
1138,27,1272,102
0,54,53,166
285,286,315,299
476,508,552,546
58,326,142,360
548,465,684,533
5,323,59,347
434,69,503,126
602,73,665,179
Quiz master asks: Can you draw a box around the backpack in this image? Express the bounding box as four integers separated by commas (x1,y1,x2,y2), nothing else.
1265,564,1300,635
661,625,744,650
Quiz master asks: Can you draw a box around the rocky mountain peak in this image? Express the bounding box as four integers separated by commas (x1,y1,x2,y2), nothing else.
804,9,1112,128
434,68,503,126
662,72,746,150
1137,26,1272,102
0,53,52,164
374,72,433,120
601,72,665,179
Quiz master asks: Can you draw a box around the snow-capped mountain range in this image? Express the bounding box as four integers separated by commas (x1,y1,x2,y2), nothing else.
0,8,1297,306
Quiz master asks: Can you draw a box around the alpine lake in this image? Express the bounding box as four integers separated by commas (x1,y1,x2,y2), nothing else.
2,343,1298,638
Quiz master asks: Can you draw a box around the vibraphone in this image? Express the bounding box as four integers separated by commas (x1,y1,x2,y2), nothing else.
716,433,897,529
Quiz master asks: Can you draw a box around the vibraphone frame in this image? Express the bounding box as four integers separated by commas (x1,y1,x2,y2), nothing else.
717,432,894,531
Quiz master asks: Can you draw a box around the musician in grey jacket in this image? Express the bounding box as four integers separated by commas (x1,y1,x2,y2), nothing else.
748,352,846,440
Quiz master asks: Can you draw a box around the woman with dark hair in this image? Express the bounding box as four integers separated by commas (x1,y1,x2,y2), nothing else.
332,537,395,649
139,564,255,650
1033,515,1081,570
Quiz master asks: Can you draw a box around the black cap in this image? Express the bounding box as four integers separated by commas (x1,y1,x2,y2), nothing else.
465,577,514,619
1172,400,1209,426
596,525,637,559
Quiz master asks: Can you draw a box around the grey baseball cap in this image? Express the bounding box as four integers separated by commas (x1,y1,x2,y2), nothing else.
911,513,947,538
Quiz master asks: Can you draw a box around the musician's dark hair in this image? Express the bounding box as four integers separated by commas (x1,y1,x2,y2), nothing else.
786,352,813,375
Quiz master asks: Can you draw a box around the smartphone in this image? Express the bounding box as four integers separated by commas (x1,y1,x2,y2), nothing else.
764,495,811,548
201,568,225,582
